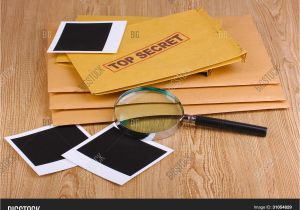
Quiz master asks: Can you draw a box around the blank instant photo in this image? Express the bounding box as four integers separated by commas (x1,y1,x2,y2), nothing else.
63,123,173,185
47,21,127,53
5,125,90,176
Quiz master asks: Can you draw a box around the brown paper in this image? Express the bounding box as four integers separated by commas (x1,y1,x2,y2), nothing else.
51,101,289,125
49,85,286,110
48,15,279,93
48,15,287,126
67,9,247,95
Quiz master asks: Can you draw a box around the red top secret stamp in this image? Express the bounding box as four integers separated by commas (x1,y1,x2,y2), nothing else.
103,32,190,72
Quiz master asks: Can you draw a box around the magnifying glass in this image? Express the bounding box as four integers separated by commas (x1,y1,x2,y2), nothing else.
114,87,267,140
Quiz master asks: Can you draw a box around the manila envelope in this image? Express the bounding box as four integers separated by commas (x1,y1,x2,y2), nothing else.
49,85,286,110
48,53,212,92
51,101,289,125
48,15,278,93
66,9,247,95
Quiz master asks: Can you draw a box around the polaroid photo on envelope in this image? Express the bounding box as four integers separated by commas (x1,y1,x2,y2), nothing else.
47,21,127,53
62,123,173,185
5,125,90,176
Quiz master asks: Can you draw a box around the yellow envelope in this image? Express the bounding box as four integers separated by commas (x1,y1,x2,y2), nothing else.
49,85,286,110
48,15,278,93
51,101,288,125
66,9,246,95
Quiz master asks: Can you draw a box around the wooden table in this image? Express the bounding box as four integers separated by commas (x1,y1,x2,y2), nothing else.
1,0,299,198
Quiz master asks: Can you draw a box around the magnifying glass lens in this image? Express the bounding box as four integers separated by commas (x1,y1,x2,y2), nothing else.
114,88,184,134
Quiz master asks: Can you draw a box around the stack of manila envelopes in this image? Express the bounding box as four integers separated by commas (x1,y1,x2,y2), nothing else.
48,15,288,125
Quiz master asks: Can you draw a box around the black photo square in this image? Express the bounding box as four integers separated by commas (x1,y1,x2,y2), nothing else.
54,23,112,51
77,127,167,176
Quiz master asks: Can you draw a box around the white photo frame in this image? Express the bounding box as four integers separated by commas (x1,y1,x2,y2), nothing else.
47,21,127,53
62,123,173,185
5,125,90,176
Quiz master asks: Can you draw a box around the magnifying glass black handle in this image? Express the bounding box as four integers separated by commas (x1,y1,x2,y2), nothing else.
195,116,267,137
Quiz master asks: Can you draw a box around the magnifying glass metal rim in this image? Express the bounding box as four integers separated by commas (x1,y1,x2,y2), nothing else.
113,86,185,140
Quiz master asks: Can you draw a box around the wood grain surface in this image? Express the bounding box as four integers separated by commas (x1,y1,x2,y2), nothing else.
0,0,299,198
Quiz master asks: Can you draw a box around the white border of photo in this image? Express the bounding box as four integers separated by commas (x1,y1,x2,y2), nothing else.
5,125,90,176
62,123,173,185
47,21,127,53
